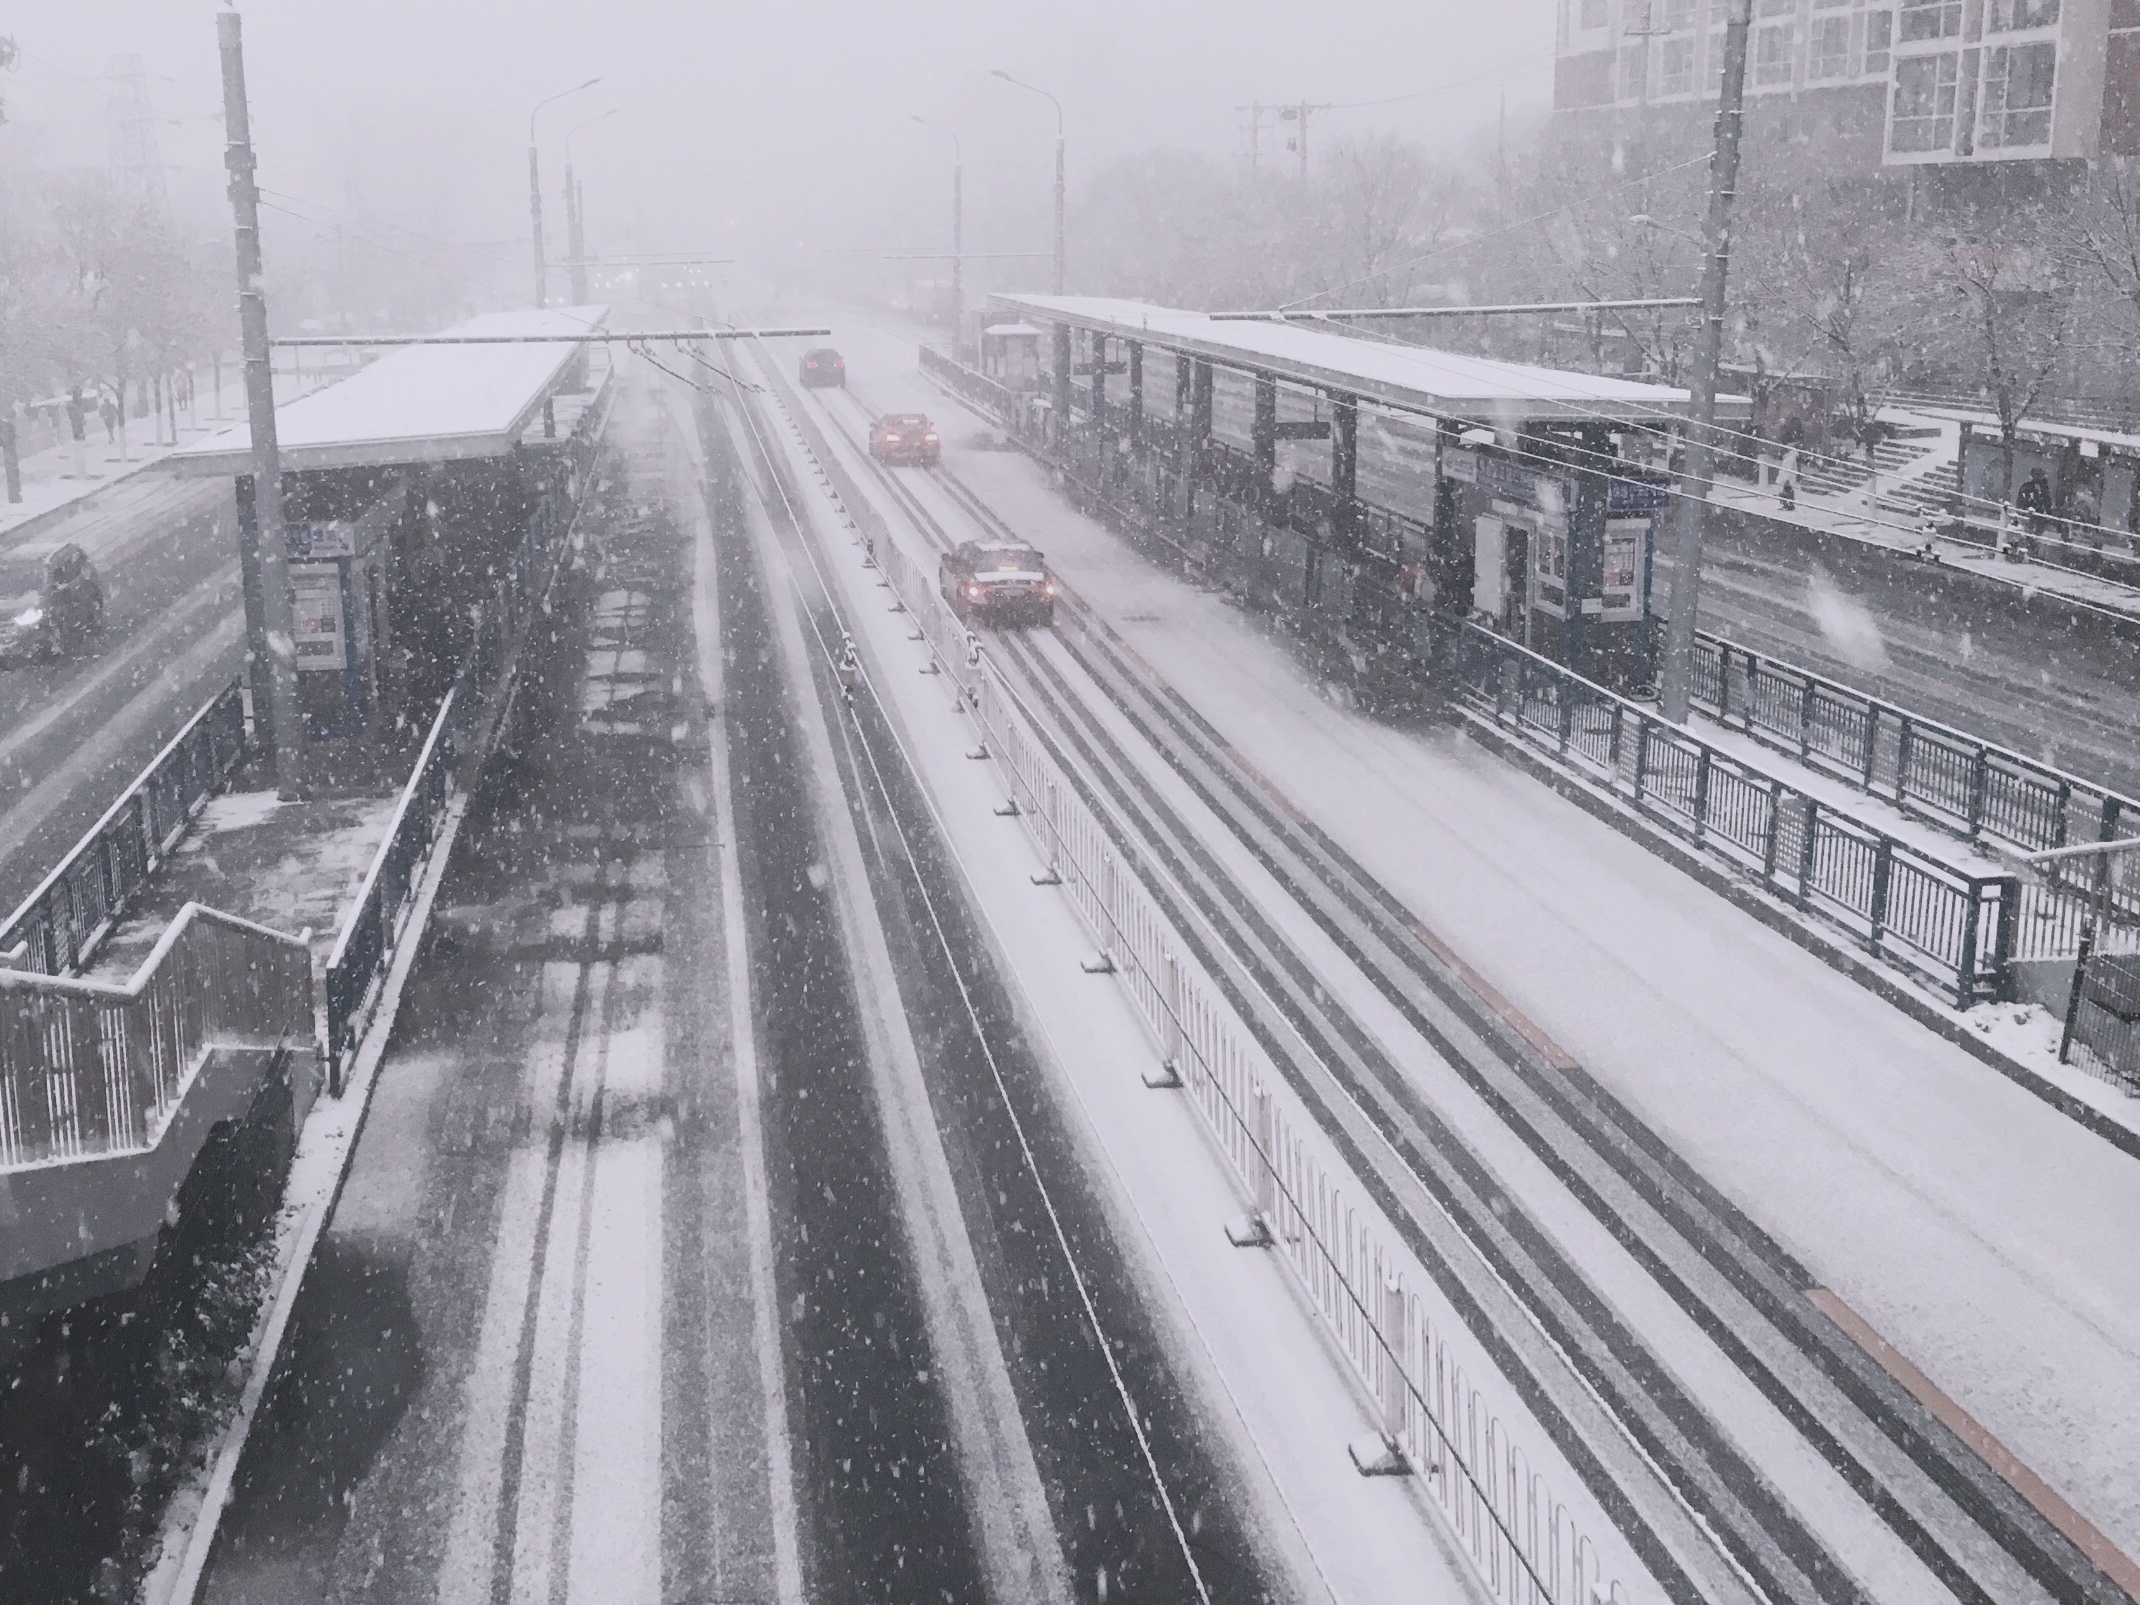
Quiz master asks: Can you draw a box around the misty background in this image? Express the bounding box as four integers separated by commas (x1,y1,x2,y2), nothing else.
3,2,1556,318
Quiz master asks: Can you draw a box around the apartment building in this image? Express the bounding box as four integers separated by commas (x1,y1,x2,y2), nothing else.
1555,0,2140,170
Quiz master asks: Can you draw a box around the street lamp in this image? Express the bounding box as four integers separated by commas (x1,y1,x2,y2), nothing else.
564,107,617,305
528,77,601,308
991,68,1064,295
911,116,964,344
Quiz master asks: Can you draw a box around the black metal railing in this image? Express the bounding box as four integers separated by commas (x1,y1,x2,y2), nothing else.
321,681,467,1091
926,345,2024,1008
1439,623,2019,1007
0,681,248,978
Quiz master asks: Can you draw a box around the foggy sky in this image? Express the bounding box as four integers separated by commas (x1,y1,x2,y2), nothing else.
9,2,1556,298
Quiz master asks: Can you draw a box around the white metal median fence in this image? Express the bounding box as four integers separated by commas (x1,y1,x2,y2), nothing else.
782,393,1630,1605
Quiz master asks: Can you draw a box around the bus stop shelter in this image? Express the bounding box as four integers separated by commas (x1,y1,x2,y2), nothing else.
989,294,1750,685
169,305,609,739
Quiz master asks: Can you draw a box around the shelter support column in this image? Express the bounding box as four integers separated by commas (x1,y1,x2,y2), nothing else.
1127,341,1144,448
1051,322,1072,454
1332,392,1360,547
1253,375,1278,507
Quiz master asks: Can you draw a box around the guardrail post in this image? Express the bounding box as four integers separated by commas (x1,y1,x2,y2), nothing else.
1799,677,1815,760
1894,714,1915,803
1226,1084,1278,1247
1797,797,1820,911
1992,875,2021,1005
1869,837,1893,956
1147,950,1185,1089
1556,678,1573,757
1762,779,1783,881
1692,747,1712,843
1632,716,1651,804
1862,704,1881,791
1966,747,1990,840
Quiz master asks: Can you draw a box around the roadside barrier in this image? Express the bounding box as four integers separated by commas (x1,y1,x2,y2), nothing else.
0,681,247,978
775,378,1633,1605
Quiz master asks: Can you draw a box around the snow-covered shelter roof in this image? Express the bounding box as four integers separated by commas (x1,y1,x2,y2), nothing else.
991,294,1749,428
167,305,609,476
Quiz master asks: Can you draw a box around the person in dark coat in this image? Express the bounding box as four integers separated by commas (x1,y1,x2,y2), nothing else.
2016,466,2053,533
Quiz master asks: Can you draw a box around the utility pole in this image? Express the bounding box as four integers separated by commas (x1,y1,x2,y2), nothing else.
529,80,600,310
1236,101,1268,179
1658,0,1752,724
1052,123,1065,294
567,169,587,304
216,10,303,796
1277,101,1331,182
529,143,546,308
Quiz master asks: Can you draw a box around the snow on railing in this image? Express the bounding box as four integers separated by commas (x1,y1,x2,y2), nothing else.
0,680,247,979
776,376,1635,1605
0,903,311,1169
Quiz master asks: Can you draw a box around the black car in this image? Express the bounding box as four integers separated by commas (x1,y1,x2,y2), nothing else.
799,347,846,388
940,540,1054,627
0,542,103,665
869,412,940,466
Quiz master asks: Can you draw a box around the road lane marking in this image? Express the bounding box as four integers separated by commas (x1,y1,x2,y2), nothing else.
437,957,586,1605
678,368,808,1605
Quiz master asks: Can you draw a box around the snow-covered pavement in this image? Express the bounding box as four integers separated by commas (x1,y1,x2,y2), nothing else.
819,317,2140,1578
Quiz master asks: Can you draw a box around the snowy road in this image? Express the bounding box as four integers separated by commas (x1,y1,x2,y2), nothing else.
803,316,2140,1601
190,366,1278,1605
0,474,245,915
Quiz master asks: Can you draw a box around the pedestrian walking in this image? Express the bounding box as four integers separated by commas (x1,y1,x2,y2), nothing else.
1777,443,1800,512
65,388,89,480
98,393,118,444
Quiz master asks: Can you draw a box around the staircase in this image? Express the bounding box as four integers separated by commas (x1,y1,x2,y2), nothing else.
1876,460,1960,523
1800,431,1940,500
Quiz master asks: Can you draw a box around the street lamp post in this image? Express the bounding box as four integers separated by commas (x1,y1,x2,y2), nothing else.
564,107,617,306
529,78,600,309
911,116,963,345
991,69,1064,295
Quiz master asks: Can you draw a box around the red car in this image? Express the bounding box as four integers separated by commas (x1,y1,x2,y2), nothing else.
868,412,940,466
800,347,845,388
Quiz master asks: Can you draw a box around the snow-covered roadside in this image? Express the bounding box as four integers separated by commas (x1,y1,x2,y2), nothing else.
748,353,1649,1605
817,319,2140,1565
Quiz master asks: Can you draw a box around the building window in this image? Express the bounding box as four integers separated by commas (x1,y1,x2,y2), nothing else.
1865,8,1894,75
1620,40,1650,99
1979,40,2057,145
1578,0,1611,28
1662,0,1696,25
1892,50,1961,150
1987,0,2060,29
1809,14,1853,78
1899,0,1963,41
1755,22,1797,86
1659,34,1696,94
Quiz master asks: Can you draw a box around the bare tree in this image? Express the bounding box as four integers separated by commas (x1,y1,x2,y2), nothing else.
1933,233,2077,507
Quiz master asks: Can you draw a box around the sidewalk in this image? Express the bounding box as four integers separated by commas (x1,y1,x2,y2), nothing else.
1712,410,2140,627
1,358,358,545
